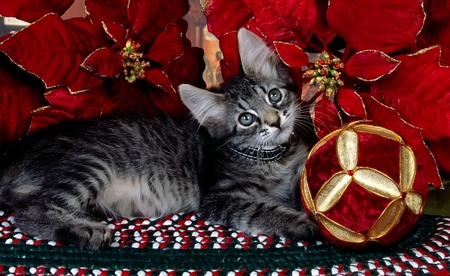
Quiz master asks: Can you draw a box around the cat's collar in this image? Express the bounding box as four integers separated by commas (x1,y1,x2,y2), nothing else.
226,133,293,163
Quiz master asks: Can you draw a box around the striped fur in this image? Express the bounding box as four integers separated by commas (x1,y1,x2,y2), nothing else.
0,29,319,249
1,117,204,249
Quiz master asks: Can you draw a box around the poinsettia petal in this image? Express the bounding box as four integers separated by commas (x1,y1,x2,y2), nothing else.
361,94,442,188
0,0,74,23
0,34,12,43
345,50,401,81
219,60,236,85
370,46,450,141
165,47,206,89
101,20,127,46
148,24,184,64
147,74,184,117
217,31,240,83
0,14,105,93
327,0,425,53
145,69,177,94
105,85,158,116
423,0,450,23
273,42,309,69
427,139,450,174
245,0,315,48
129,0,189,46
127,0,155,36
203,0,253,38
66,17,106,41
417,1,450,66
417,21,450,66
337,88,367,119
29,85,158,133
313,97,342,139
82,48,123,77
30,88,103,132
313,0,337,45
85,0,129,28
149,88,187,118
148,46,206,117
0,63,45,144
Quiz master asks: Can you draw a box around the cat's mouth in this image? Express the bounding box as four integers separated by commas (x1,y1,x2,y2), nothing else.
260,125,294,149
277,119,296,142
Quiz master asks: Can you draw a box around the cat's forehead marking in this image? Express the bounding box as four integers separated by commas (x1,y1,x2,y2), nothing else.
237,98,251,110
251,85,266,96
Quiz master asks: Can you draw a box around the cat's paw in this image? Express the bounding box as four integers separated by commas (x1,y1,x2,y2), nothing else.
303,217,321,239
286,215,322,240
56,221,112,250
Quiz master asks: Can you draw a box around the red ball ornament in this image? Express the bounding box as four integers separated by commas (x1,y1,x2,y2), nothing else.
301,121,428,248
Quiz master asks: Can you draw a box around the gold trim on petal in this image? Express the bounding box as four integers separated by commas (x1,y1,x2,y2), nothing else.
405,191,424,215
31,104,51,114
273,41,305,67
353,168,401,199
101,21,121,44
339,91,368,119
28,105,51,135
400,145,417,192
368,198,405,240
351,50,401,82
336,129,359,171
0,14,54,91
315,172,353,213
0,14,92,95
81,47,120,78
317,213,366,243
151,70,177,94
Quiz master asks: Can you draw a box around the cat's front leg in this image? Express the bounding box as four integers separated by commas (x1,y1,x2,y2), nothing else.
14,205,111,250
199,185,320,240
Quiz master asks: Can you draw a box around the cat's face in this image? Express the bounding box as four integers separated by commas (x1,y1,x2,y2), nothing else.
219,75,299,148
179,28,300,148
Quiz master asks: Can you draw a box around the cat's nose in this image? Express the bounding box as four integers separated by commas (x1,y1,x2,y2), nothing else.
270,117,281,128
266,113,281,128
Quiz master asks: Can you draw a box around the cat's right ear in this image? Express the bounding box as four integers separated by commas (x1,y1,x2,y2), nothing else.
179,84,226,125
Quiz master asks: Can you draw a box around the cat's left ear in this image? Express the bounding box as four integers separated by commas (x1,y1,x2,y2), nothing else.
179,84,226,125
237,28,288,81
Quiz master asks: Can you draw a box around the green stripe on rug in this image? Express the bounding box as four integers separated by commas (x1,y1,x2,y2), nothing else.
0,216,436,273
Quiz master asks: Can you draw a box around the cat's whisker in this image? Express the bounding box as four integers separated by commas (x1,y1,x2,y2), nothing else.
310,110,339,134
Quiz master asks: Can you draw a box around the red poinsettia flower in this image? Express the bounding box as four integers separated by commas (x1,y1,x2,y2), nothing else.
0,0,205,144
203,0,448,181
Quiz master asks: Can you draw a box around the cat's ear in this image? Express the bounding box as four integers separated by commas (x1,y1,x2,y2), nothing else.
237,28,285,80
179,84,226,125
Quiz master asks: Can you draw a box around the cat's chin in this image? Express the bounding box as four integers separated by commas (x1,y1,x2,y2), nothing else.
265,126,294,148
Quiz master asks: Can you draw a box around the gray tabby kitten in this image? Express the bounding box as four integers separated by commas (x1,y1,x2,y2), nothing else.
0,29,319,250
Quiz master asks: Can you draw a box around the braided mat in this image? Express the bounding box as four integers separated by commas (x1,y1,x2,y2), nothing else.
0,210,449,275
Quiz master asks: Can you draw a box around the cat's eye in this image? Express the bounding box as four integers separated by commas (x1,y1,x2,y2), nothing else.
238,113,256,126
268,89,283,104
